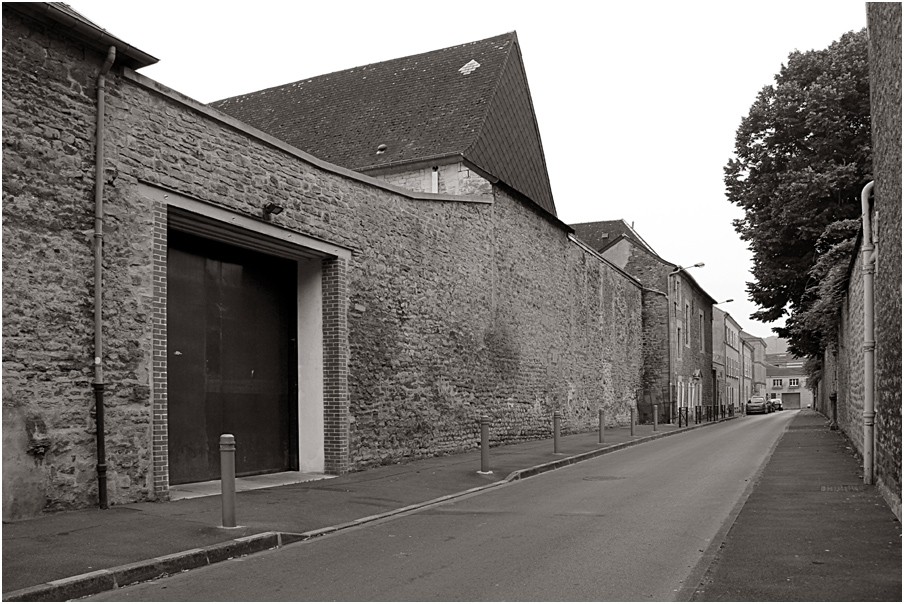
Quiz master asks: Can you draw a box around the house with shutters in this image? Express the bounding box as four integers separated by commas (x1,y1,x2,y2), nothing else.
3,4,644,519
766,353,813,410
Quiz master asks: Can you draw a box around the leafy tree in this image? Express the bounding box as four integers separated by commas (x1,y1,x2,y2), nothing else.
725,29,871,357
783,218,860,358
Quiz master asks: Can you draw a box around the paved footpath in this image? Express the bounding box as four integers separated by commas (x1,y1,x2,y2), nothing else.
685,410,901,602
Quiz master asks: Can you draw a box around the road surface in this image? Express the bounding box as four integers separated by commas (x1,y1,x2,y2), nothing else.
93,412,795,601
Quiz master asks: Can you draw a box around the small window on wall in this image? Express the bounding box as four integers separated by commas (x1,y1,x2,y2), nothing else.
685,304,690,346
772,378,783,388
789,378,799,387
699,312,705,352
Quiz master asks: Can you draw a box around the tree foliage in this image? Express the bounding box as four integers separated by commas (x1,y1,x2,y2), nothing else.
783,219,860,358
725,29,871,357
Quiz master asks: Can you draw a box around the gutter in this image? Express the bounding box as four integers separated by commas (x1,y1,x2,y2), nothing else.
8,3,157,69
860,181,876,485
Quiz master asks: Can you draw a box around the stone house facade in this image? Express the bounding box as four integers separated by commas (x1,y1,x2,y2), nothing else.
741,332,767,398
716,309,742,411
575,224,716,422
2,5,644,520
765,354,812,410
815,2,901,520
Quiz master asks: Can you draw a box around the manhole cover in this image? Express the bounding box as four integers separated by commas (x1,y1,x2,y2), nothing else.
583,476,625,482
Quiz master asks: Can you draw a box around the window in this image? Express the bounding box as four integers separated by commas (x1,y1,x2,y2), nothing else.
699,312,705,352
772,378,783,388
789,378,799,387
685,303,690,346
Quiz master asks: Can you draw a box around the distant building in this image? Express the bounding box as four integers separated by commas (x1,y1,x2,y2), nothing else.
741,332,767,398
586,223,716,421
765,353,812,410
719,311,742,412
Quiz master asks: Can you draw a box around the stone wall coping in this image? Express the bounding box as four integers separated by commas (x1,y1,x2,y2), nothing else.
567,234,643,290
122,67,493,208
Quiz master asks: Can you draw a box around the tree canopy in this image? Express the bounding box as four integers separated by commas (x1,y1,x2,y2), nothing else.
725,29,871,358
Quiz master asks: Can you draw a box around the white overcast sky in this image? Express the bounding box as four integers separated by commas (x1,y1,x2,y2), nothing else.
70,1,868,339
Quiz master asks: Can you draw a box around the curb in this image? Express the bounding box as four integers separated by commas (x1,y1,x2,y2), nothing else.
2,415,737,602
505,416,737,481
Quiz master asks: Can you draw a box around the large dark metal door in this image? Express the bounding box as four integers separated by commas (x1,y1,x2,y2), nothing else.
167,230,297,485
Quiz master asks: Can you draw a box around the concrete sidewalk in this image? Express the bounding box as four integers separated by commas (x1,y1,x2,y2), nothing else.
3,417,715,601
686,410,902,602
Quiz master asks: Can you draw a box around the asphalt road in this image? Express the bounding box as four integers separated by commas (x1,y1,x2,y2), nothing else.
91,412,795,601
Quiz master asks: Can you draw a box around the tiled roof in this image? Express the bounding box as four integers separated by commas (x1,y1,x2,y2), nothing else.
766,353,804,366
766,364,805,377
211,32,556,215
9,2,159,69
571,220,657,255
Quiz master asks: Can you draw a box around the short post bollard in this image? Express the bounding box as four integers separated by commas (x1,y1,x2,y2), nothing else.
653,404,658,432
553,411,562,453
220,434,236,528
479,415,491,473
598,408,605,444
630,408,635,436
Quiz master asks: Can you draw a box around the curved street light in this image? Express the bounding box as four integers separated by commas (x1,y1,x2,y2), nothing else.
668,262,705,276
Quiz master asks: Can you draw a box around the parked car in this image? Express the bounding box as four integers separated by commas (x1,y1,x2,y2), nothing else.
746,396,769,414
771,398,783,411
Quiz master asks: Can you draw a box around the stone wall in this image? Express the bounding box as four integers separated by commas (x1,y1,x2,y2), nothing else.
2,8,643,518
2,9,155,517
836,247,866,453
374,163,493,198
868,1,902,516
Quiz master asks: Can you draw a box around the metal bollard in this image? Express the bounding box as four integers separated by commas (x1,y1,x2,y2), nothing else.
220,434,236,528
479,415,491,473
653,404,658,432
630,408,635,436
553,411,562,453
599,408,605,444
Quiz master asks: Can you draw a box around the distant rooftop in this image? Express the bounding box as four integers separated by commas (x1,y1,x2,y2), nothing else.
570,220,657,255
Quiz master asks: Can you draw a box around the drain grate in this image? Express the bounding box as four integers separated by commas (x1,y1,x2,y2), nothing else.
583,476,625,482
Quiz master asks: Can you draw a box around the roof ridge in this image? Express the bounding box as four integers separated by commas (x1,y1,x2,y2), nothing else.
212,31,517,106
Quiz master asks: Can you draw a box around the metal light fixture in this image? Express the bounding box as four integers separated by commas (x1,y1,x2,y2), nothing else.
668,262,704,276
717,299,734,304
264,202,284,216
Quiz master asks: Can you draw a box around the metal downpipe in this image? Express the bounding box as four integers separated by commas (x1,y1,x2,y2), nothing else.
94,45,116,509
860,180,875,485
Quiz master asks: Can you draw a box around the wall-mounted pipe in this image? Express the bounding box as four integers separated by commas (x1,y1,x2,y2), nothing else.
93,45,116,509
860,180,876,485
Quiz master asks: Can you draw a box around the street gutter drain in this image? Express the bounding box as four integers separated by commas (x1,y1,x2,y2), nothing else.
583,476,625,481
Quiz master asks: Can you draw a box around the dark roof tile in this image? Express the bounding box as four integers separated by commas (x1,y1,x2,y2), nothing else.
211,32,556,215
